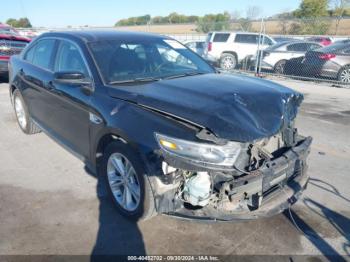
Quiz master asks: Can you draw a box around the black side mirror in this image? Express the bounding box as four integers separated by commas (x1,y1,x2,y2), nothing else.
54,71,92,86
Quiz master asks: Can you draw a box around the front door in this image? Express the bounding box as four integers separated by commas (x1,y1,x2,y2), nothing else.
47,39,92,159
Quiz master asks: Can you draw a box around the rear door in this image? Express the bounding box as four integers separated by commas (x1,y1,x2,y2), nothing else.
20,38,57,126
234,34,259,61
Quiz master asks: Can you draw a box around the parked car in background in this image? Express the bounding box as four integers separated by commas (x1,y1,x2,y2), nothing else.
204,32,276,70
184,41,205,57
9,31,311,221
306,36,332,46
273,36,298,43
0,24,30,78
301,42,350,83
252,41,322,74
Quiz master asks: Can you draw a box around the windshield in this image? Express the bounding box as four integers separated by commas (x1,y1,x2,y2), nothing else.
88,38,215,84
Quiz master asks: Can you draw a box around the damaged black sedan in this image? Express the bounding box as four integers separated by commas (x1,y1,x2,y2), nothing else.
9,31,312,221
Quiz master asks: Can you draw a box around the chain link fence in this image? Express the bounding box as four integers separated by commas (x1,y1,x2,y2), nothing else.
226,18,350,87
10,17,350,86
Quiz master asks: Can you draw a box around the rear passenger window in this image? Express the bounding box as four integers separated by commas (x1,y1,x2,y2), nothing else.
307,44,321,51
234,34,257,44
186,42,195,49
262,37,273,46
196,42,205,48
31,39,56,70
287,43,308,52
213,33,230,42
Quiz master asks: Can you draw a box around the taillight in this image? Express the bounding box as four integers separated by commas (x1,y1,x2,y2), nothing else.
208,42,212,52
319,53,336,60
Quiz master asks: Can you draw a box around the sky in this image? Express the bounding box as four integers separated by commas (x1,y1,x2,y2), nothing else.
1,0,301,28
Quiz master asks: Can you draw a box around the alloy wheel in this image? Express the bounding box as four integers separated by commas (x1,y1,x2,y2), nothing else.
340,68,350,83
107,153,141,211
275,61,286,74
221,56,236,70
14,96,27,129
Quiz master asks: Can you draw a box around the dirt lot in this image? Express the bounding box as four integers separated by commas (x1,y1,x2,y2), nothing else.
0,77,349,258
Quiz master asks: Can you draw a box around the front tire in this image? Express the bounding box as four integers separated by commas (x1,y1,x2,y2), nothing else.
100,141,156,221
12,89,41,134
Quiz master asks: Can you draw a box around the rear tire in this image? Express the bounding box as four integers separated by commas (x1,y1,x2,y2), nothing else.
220,53,237,70
99,141,156,221
337,65,350,83
12,89,41,135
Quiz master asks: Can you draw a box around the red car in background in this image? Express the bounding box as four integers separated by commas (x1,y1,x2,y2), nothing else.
0,24,30,78
306,36,332,46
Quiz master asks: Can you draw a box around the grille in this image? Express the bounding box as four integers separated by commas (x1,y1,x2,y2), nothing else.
0,40,27,56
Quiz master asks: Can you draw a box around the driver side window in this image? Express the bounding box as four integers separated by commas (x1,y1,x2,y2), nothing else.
54,40,88,76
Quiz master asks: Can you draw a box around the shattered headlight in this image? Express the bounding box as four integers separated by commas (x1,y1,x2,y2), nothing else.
155,133,242,166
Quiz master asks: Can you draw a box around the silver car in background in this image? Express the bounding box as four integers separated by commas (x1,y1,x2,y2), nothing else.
254,41,322,74
185,41,205,57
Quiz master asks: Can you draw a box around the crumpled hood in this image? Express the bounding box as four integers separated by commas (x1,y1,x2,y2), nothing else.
108,73,303,142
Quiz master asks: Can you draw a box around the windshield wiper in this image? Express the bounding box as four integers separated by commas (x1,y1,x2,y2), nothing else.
109,77,160,85
163,71,205,80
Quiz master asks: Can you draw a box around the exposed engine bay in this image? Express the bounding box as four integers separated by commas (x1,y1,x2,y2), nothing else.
154,124,312,220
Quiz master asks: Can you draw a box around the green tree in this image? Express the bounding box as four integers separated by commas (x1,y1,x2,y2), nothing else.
6,17,32,28
331,0,350,34
294,0,329,18
115,15,151,26
292,0,331,35
197,12,231,33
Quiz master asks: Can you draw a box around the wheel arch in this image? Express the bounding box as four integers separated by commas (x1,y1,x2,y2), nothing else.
273,59,288,73
9,84,18,104
338,64,350,79
93,130,149,174
221,51,238,59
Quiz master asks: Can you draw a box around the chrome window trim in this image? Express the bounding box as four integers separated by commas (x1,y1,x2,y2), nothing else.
22,38,56,73
23,36,95,90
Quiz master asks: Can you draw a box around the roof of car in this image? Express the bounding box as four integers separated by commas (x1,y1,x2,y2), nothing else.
280,40,322,45
38,30,171,42
208,31,265,35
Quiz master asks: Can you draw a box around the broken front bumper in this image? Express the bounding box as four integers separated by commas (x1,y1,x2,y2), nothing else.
162,136,312,221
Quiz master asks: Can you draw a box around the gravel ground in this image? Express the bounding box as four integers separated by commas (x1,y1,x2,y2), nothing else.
0,77,349,258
